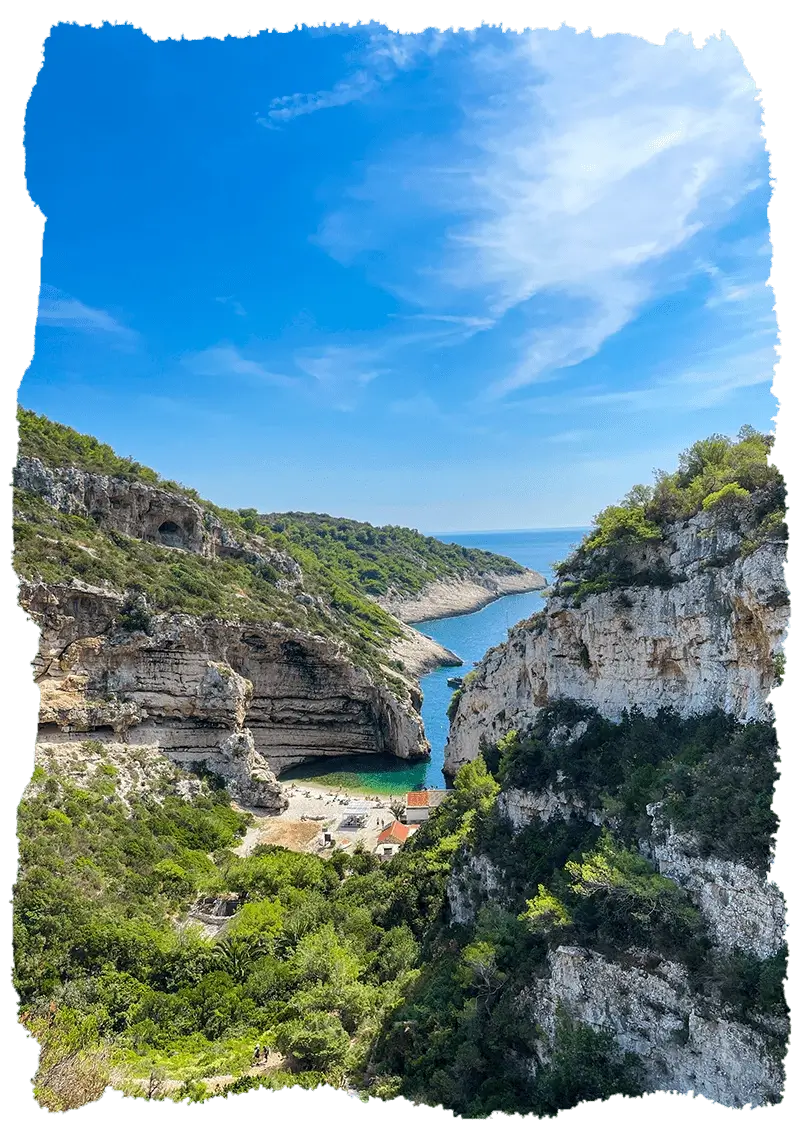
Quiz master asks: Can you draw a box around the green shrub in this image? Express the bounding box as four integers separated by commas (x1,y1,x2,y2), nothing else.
489,702,779,873
530,1009,644,1114
447,687,464,722
520,886,572,934
555,427,785,599
702,482,750,511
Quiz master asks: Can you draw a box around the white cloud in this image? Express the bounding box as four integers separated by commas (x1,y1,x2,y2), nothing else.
215,295,247,317
293,345,385,409
397,313,495,332
580,340,775,413
317,30,768,399
262,70,378,124
37,285,138,346
183,344,295,386
261,30,444,125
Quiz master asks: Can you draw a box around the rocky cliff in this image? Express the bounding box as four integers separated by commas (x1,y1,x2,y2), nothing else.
24,577,429,805
444,773,787,1106
445,509,788,773
439,433,789,1109
14,454,303,575
14,440,447,806
520,945,785,1107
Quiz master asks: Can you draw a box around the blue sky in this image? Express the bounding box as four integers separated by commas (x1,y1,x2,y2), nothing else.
22,23,777,531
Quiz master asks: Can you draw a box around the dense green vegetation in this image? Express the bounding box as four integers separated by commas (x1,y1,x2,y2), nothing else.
15,736,786,1114
13,754,655,1115
555,427,786,602
16,407,527,609
12,488,404,690
369,747,782,1111
487,701,780,873
14,756,501,1110
14,411,788,1114
258,511,526,598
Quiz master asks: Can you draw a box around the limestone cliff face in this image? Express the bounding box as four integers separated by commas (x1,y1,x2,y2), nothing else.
14,455,303,580
22,579,429,808
442,504,788,1108
461,783,785,962
445,512,787,773
640,803,785,961
446,852,502,926
520,946,785,1107
15,455,439,802
446,814,786,1107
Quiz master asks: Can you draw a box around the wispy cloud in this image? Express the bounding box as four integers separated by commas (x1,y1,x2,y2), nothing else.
317,30,768,400
37,285,138,347
580,341,775,413
215,295,247,317
183,344,295,387
293,344,385,410
398,313,495,330
260,30,444,126
184,341,384,410
262,70,379,125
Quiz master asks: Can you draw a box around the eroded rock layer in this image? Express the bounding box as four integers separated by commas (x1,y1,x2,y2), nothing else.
446,511,788,773
23,580,429,809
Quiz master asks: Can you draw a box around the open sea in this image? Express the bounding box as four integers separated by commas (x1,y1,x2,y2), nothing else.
280,528,588,796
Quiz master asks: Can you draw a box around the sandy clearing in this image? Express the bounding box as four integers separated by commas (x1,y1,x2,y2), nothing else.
234,783,402,856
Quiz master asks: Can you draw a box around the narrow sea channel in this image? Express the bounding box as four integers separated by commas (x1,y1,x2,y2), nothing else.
280,528,587,796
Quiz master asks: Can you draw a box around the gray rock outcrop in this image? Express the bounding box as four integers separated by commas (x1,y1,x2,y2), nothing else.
14,455,303,580
445,512,787,772
641,803,785,959
22,579,429,808
378,568,546,623
521,946,785,1107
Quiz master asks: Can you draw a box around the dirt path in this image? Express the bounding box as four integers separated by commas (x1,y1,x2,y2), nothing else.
115,1053,287,1097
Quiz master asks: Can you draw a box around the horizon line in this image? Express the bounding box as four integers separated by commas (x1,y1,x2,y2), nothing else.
427,525,591,537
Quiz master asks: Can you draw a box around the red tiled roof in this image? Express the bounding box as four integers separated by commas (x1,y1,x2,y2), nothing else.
378,821,412,844
406,791,429,806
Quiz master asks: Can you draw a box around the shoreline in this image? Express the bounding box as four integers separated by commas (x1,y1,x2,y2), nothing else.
235,782,402,856
389,622,463,677
379,568,546,624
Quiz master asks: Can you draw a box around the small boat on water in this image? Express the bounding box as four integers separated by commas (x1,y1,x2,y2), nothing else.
446,675,464,689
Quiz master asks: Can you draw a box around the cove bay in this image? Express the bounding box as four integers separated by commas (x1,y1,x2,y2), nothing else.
281,528,587,794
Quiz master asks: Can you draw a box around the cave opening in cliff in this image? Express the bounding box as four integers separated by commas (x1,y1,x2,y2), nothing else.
156,520,189,549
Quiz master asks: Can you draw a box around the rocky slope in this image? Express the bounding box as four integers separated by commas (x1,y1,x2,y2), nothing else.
388,625,463,677
520,946,785,1107
24,577,430,812
377,568,546,623
17,428,491,805
445,508,788,773
14,420,545,795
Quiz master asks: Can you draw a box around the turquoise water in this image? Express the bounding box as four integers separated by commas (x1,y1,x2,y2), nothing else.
281,528,587,794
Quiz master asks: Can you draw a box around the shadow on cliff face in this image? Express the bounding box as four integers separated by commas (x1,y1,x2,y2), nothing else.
155,519,191,549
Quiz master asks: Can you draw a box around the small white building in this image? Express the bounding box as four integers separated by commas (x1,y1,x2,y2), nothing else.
405,789,450,824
